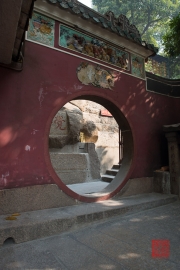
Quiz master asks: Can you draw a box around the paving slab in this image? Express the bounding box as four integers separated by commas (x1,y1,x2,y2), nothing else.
0,193,178,246
0,199,180,270
67,181,108,194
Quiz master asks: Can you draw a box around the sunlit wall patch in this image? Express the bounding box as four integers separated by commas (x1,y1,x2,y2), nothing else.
131,54,145,79
27,12,55,47
59,24,130,71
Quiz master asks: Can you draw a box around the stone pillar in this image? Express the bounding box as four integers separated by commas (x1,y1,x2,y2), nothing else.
165,132,180,196
153,171,171,194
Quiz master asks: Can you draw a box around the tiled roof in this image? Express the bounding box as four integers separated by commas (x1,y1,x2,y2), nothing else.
0,0,36,70
13,0,36,62
47,0,158,54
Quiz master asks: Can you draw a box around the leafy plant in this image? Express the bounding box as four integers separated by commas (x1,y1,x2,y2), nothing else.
92,0,180,46
163,13,180,57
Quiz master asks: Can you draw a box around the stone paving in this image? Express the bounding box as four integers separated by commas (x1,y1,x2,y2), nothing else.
67,181,108,194
0,193,177,245
0,200,180,270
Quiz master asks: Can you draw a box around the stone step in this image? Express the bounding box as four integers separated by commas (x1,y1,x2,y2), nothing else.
106,169,119,176
112,164,121,170
101,174,115,182
0,193,178,246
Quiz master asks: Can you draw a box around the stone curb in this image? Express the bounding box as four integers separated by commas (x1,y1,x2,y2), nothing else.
0,193,178,246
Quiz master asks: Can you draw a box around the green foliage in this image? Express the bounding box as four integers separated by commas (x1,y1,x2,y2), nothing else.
163,13,180,57
92,0,180,45
92,0,180,78
169,56,180,78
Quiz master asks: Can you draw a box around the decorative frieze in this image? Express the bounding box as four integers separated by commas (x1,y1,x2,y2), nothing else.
77,62,119,90
27,12,146,80
27,12,55,47
131,54,145,79
59,24,129,71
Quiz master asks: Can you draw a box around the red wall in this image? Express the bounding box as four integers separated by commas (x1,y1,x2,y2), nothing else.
0,42,179,193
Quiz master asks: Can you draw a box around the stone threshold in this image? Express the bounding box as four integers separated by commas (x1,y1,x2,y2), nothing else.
0,193,178,246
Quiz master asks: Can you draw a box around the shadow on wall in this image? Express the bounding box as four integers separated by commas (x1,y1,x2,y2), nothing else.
96,146,118,175
116,79,171,172
119,79,171,122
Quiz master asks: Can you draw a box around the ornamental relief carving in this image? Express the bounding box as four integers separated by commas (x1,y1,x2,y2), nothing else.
77,62,119,90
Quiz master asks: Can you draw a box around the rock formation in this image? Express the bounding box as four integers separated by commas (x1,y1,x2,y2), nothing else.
49,100,119,178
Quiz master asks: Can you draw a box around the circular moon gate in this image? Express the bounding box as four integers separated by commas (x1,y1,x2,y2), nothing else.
45,94,134,203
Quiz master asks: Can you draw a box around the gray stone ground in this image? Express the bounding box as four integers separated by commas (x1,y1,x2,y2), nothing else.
0,201,180,270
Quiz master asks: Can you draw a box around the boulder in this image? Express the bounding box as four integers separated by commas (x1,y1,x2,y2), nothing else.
49,105,83,148
49,100,119,174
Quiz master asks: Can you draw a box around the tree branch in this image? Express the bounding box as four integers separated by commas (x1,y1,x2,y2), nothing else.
141,18,162,35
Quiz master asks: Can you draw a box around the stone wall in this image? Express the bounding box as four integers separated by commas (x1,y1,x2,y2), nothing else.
2,41,179,199
49,143,101,185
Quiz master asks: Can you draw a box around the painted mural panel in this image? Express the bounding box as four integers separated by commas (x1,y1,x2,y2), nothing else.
131,54,145,79
27,12,55,47
59,24,129,71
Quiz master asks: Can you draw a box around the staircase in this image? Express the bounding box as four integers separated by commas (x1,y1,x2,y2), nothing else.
101,164,120,182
